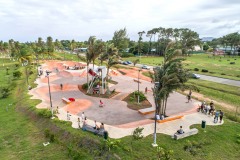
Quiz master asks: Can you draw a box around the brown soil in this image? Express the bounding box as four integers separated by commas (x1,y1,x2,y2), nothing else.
123,94,152,110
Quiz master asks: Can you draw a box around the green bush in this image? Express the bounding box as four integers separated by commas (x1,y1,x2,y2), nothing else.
13,71,22,79
130,91,146,102
201,69,208,72
37,109,52,118
0,87,11,98
82,83,88,90
120,52,135,57
230,62,235,64
194,68,199,71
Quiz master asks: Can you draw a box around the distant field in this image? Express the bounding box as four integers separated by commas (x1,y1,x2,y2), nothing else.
122,54,240,80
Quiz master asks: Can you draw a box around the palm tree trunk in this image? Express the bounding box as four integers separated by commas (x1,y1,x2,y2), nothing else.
87,63,89,87
164,97,168,116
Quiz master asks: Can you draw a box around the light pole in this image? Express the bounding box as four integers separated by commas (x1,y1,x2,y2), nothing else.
46,70,54,119
152,81,159,147
137,69,141,103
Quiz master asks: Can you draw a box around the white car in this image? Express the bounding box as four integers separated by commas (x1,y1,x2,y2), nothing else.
142,65,150,70
192,73,200,79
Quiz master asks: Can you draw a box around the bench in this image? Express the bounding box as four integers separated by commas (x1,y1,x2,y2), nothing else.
138,107,155,115
157,115,183,123
62,97,71,104
82,124,105,136
174,128,198,140
133,79,141,83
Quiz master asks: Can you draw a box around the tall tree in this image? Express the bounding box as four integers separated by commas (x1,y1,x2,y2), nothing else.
112,28,129,52
46,36,54,59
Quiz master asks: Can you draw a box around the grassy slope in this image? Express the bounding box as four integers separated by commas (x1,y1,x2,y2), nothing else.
0,62,69,159
123,54,240,80
117,119,240,159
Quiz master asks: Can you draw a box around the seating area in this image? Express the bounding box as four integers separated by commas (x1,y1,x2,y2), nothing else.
138,107,155,115
62,97,71,104
174,128,198,140
82,124,105,136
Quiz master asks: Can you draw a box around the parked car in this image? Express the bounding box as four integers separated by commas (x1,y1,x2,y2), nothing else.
192,73,200,79
142,65,150,70
126,61,132,64
122,61,129,65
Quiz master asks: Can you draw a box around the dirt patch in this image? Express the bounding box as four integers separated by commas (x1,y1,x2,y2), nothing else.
123,94,152,110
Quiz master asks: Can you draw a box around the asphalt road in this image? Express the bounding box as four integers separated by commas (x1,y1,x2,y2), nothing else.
122,62,240,87
197,74,240,87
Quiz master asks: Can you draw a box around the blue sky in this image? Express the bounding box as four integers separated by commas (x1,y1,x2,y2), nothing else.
0,0,239,42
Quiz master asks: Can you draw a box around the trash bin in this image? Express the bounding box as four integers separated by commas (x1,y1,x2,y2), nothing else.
201,120,206,128
103,131,108,140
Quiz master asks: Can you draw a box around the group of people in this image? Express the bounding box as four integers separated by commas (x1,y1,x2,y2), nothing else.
78,112,105,131
198,100,224,123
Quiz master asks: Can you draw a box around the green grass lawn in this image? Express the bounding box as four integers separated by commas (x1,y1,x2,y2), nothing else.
123,54,240,80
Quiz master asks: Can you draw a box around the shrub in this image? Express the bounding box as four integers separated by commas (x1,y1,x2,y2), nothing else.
13,71,22,79
230,62,235,64
120,52,135,57
0,87,11,98
82,83,88,90
130,91,146,102
221,73,226,75
201,69,208,72
194,68,199,71
37,109,52,118
29,70,34,75
15,64,19,67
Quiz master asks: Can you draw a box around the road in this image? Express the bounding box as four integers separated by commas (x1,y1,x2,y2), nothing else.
122,62,240,87
198,74,240,87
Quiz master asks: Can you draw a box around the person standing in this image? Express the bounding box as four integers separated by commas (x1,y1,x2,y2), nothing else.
219,110,224,123
81,112,85,123
60,83,63,90
55,106,59,114
77,117,81,128
145,87,148,94
67,111,71,120
99,100,104,107
214,110,220,123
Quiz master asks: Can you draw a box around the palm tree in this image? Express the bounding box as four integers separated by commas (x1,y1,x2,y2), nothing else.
153,42,191,116
146,30,153,55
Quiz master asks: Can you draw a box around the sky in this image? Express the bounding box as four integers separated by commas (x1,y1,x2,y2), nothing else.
0,0,239,42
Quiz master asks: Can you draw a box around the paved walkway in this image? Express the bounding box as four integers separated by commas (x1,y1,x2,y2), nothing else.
28,60,223,139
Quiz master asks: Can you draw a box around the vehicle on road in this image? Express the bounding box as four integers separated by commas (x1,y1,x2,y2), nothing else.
191,73,200,79
126,61,132,64
122,61,129,65
142,65,150,70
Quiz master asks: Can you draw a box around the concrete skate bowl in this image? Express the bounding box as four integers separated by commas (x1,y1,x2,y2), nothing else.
118,68,152,82
40,74,61,83
58,70,73,78
63,99,92,115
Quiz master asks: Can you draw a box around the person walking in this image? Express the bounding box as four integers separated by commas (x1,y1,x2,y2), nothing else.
145,87,148,94
60,83,63,90
99,100,104,107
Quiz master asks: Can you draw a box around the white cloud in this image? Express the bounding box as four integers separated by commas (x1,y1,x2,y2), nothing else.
0,0,239,42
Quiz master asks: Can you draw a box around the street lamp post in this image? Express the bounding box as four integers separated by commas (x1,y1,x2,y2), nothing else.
152,82,159,147
46,70,54,119
137,69,141,103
